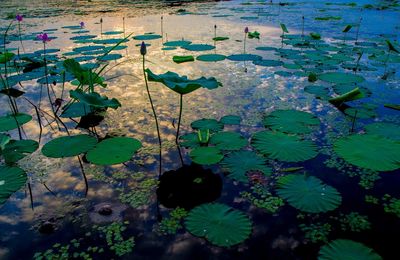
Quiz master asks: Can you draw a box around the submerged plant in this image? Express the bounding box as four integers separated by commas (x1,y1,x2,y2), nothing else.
96,221,134,257
339,212,371,232
158,207,188,235
382,194,400,218
240,184,284,214
299,222,331,243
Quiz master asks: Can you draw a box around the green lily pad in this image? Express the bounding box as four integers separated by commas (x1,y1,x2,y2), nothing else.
263,109,320,134
185,203,252,247
69,90,121,109
277,174,342,213
318,72,365,84
173,55,194,64
145,69,222,95
97,54,122,61
334,134,400,171
209,131,247,151
344,107,376,119
251,131,318,162
191,119,224,132
132,34,162,40
255,46,277,51
0,113,32,132
196,54,226,62
319,239,382,260
0,166,27,205
189,147,223,165
329,87,364,105
2,139,38,164
227,54,262,61
253,59,283,67
212,36,229,41
42,134,97,158
60,102,93,118
182,44,215,51
365,122,400,141
179,133,201,148
304,85,330,100
220,115,241,125
220,150,271,183
384,104,400,111
86,137,142,165
163,40,192,47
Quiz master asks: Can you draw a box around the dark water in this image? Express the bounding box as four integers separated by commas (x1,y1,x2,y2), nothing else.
0,0,400,259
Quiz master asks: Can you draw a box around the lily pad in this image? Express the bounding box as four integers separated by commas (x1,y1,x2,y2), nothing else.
189,147,223,165
145,69,222,95
60,102,93,118
2,139,38,164
0,166,27,205
277,174,342,213
0,113,32,132
318,72,365,84
220,115,241,125
251,131,318,162
263,109,320,134
70,90,121,109
185,203,252,247
304,85,330,99
365,122,400,141
163,40,192,47
196,54,226,62
319,239,382,260
191,119,224,132
42,134,97,158
86,137,142,165
212,36,229,41
220,150,271,183
334,134,400,171
173,55,194,64
132,34,162,40
209,132,247,151
182,44,215,51
227,54,262,61
253,59,283,67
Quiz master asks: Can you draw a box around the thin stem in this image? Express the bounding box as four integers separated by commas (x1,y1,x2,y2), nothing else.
142,55,162,176
77,156,88,197
18,22,25,53
350,110,358,133
28,181,34,210
176,94,183,144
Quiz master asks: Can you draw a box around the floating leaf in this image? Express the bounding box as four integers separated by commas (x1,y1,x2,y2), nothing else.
196,54,226,62
145,69,222,95
304,85,330,100
86,137,142,165
318,72,365,84
277,174,342,213
329,87,363,105
60,102,93,118
220,115,241,125
0,113,32,132
173,55,194,64
191,119,224,132
132,34,162,40
69,90,121,109
365,122,400,141
189,147,223,165
185,203,252,247
42,135,97,158
212,36,229,41
209,131,247,151
227,54,262,61
220,150,271,183
319,239,382,260
0,166,27,205
182,44,215,51
334,134,400,171
163,40,192,47
251,131,318,162
248,31,260,39
384,104,400,111
2,139,38,164
263,110,320,134
253,59,283,67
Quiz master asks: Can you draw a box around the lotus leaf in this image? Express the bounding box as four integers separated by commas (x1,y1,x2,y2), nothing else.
251,131,318,162
0,113,32,132
196,54,226,62
173,55,194,64
42,134,97,158
365,122,400,141
69,90,121,109
182,44,215,51
209,132,247,151
86,137,142,165
189,147,223,165
319,239,382,260
185,203,252,247
334,134,400,171
318,72,365,84
277,174,341,213
2,139,38,164
220,150,271,183
220,115,241,125
191,119,224,132
0,166,27,205
263,109,320,134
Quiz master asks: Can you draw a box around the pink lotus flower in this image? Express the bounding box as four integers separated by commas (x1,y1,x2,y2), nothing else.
37,33,51,43
80,22,85,28
16,14,23,22
244,27,249,34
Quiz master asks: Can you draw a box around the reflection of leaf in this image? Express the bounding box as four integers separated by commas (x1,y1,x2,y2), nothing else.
185,203,252,247
145,69,222,95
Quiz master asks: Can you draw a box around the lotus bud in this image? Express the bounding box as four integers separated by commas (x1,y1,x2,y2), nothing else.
16,14,23,22
140,41,147,56
244,27,249,34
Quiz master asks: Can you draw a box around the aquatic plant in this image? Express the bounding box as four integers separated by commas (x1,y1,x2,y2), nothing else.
185,203,252,247
299,222,331,243
118,178,158,208
243,27,249,53
0,166,27,205
145,69,221,143
276,174,342,213
158,207,188,235
342,25,352,44
365,195,379,205
382,194,400,218
96,221,134,257
263,109,320,134
280,23,289,47
319,239,382,260
339,212,371,232
240,184,284,214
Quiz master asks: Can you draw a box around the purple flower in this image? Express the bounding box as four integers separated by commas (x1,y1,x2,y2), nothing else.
140,41,147,56
37,33,51,43
80,22,85,28
16,14,23,22
244,27,249,34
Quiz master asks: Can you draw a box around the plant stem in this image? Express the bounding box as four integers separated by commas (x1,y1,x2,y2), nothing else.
18,21,25,53
77,155,88,197
350,110,358,133
142,55,162,175
176,93,183,144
